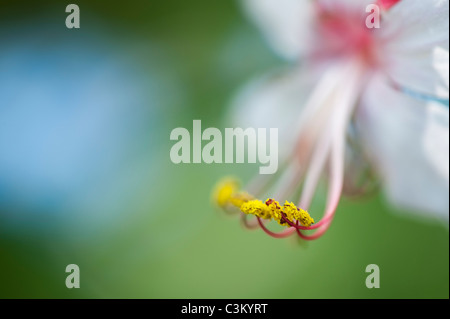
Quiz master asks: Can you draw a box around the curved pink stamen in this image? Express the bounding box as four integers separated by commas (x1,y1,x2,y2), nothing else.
296,112,347,240
256,217,296,238
251,60,364,240
280,211,334,230
294,62,362,240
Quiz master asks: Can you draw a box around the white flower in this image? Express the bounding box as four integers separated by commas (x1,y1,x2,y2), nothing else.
222,0,449,239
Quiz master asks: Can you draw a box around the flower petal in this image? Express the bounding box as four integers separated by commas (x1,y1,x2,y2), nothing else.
357,72,449,221
241,0,313,60
381,0,449,99
228,66,317,157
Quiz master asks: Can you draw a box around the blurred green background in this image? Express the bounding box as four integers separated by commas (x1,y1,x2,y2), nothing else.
0,0,448,299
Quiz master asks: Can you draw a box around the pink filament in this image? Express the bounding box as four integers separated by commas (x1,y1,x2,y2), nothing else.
250,60,363,240
257,217,296,238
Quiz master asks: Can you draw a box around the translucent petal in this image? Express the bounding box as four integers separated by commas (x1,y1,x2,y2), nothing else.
381,0,449,99
357,72,449,222
241,0,313,60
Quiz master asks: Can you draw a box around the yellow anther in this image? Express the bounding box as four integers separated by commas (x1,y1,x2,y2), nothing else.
282,201,297,224
214,178,314,228
294,207,315,227
213,178,240,207
265,198,286,225
240,200,271,219
229,192,253,208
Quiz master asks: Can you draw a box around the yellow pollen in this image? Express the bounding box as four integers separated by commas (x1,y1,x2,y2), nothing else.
294,207,315,227
282,201,297,224
265,198,286,225
240,200,271,219
213,178,240,207
213,178,314,227
229,192,253,208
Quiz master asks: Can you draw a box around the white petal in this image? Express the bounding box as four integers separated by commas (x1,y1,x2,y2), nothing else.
381,0,449,99
241,0,313,60
433,46,450,98
357,73,449,222
228,67,316,156
318,0,374,11
423,102,449,180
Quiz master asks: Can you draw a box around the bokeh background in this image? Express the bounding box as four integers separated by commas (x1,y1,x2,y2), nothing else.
0,1,448,298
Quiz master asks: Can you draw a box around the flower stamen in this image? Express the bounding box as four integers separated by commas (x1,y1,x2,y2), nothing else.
213,179,315,236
